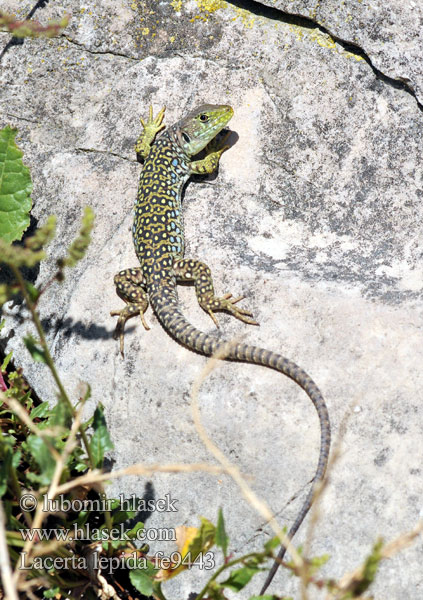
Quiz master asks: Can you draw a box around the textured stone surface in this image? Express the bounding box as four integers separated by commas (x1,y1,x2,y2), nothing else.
258,0,423,103
1,0,422,598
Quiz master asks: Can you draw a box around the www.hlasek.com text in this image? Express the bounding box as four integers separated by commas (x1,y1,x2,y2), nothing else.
19,523,176,543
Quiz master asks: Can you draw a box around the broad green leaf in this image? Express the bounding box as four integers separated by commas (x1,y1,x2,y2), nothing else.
216,507,229,557
48,399,72,429
129,562,156,596
26,435,56,485
112,507,138,524
0,126,32,242
221,566,261,591
90,404,113,468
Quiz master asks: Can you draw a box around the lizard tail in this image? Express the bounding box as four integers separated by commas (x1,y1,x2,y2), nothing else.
152,295,331,593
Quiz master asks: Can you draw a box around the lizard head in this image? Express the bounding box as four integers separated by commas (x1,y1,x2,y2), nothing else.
172,104,234,156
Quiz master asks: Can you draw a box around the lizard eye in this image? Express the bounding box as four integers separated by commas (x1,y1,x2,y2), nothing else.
199,114,209,122
182,133,191,143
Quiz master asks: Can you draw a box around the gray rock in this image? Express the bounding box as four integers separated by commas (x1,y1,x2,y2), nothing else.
258,0,423,103
1,1,422,598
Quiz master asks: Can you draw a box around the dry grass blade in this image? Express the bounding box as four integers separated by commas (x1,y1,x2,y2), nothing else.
52,462,231,497
0,499,19,600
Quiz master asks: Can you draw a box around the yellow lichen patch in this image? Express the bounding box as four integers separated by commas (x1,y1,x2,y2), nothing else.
289,24,305,42
187,0,228,22
195,0,226,12
288,23,363,62
230,6,256,28
342,50,364,62
171,0,183,11
308,28,337,49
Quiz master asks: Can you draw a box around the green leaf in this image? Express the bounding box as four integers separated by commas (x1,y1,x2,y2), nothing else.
43,587,60,598
221,566,261,591
12,450,21,468
216,507,229,557
23,335,47,363
264,535,282,553
0,126,32,242
90,404,113,468
1,350,13,371
249,596,280,600
129,562,156,596
25,281,40,303
0,446,12,497
352,539,383,595
30,401,50,420
48,399,72,429
112,507,137,524
126,521,145,540
309,553,330,572
26,434,56,485
184,516,216,562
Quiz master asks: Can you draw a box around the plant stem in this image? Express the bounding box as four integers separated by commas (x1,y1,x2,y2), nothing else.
194,552,267,600
11,266,113,534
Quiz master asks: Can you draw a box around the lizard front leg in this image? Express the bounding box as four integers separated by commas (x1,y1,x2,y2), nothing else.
111,268,150,355
188,132,230,175
135,105,166,160
173,258,258,328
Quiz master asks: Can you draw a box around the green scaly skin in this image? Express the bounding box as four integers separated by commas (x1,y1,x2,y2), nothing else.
111,104,331,593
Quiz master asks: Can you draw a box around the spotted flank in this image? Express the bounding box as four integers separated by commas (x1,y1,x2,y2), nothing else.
111,104,331,594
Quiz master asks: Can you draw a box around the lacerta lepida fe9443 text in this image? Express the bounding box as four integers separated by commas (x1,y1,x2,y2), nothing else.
111,104,331,592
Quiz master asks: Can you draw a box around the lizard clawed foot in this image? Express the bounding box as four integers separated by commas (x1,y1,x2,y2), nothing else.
139,105,166,131
206,294,259,328
110,304,150,356
135,105,166,157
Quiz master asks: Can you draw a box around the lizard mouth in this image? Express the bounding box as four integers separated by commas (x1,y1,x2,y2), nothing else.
177,104,234,156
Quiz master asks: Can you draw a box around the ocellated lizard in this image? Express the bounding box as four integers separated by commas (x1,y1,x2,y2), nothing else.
111,104,331,592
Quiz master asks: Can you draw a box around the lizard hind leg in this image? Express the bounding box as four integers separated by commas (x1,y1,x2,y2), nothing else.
110,267,150,355
173,258,259,328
